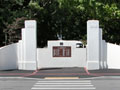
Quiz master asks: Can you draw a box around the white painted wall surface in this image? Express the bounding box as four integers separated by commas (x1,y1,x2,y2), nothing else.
0,44,18,70
37,48,86,69
107,43,120,69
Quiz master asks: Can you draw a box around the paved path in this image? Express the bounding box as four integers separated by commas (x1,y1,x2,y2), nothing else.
1,67,120,78
31,79,96,90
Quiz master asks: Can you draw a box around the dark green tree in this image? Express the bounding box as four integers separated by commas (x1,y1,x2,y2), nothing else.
1,0,120,47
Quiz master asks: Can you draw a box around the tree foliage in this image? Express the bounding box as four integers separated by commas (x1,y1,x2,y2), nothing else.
0,0,120,47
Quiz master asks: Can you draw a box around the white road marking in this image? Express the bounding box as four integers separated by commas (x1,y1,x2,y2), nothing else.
34,84,94,86
31,79,96,90
36,82,92,84
31,87,96,89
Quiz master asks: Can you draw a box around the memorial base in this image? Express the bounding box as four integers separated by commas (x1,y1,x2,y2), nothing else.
18,61,37,70
87,61,99,70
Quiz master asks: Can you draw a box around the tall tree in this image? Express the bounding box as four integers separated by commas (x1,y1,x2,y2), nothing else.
1,0,120,47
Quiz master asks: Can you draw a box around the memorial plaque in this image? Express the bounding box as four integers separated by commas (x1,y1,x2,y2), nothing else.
53,46,71,57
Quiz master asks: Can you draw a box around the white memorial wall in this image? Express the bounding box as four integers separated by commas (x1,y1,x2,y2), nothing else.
0,44,18,70
17,20,109,70
37,40,86,69
1,20,120,70
107,43,120,69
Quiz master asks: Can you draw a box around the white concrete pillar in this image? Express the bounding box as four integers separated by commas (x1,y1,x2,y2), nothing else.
102,40,107,69
22,28,25,70
18,40,23,70
99,28,103,69
21,20,37,70
87,20,100,70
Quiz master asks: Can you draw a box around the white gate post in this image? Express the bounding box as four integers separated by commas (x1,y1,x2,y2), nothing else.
99,28,103,69
20,20,37,70
87,20,101,70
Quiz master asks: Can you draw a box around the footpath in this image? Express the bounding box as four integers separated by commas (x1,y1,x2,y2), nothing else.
0,67,120,78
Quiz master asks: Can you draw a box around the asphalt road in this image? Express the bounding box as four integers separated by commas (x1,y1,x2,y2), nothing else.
92,77,120,90
1,67,120,90
0,76,120,90
0,77,36,90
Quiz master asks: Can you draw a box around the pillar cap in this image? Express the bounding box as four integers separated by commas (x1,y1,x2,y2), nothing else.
25,20,37,28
